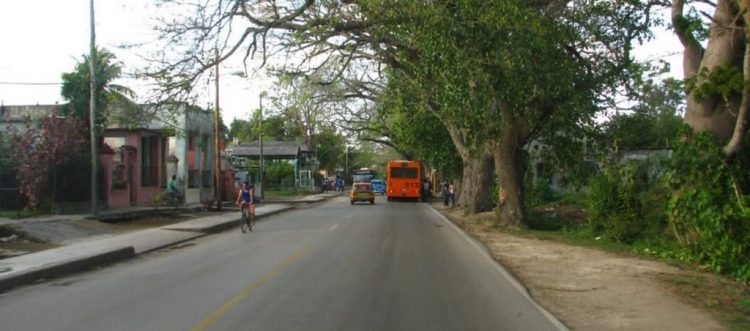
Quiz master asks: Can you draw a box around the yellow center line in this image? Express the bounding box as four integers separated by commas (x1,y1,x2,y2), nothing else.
190,246,308,331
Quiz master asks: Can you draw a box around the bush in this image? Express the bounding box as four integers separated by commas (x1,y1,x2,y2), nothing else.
525,180,557,208
587,158,669,244
264,161,295,184
666,129,750,281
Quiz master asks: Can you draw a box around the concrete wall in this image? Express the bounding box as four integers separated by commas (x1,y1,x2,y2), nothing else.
0,104,59,133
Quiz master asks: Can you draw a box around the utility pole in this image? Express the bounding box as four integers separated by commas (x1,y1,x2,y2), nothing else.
89,0,98,216
259,91,266,200
214,52,222,210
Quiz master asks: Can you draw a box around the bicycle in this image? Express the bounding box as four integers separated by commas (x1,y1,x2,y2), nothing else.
239,203,255,233
163,191,183,209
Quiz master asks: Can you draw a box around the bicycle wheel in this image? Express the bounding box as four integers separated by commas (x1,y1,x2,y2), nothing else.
240,212,249,233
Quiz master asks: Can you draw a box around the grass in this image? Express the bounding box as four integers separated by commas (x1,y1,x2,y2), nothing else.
0,225,57,257
509,223,639,254
0,209,45,219
658,274,750,331
264,189,317,198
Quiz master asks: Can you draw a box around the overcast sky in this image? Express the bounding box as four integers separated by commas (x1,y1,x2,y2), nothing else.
0,1,682,126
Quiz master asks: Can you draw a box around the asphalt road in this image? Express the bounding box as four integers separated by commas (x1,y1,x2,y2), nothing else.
0,195,564,331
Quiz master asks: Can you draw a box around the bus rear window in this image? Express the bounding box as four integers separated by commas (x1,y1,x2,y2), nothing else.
390,167,417,178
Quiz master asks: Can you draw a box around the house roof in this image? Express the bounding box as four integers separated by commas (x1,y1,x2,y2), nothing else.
228,140,311,157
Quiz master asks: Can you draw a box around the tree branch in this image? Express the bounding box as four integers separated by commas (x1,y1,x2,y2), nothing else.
672,0,705,78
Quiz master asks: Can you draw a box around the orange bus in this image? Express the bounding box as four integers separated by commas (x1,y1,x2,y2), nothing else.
386,160,422,201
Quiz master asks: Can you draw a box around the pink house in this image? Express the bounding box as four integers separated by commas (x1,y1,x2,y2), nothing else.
100,103,216,209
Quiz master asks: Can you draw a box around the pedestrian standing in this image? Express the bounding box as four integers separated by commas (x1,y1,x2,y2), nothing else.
442,181,449,206
448,183,456,207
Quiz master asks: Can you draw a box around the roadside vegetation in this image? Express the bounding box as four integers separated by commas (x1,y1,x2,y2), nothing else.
0,210,44,219
264,188,319,198
515,136,750,329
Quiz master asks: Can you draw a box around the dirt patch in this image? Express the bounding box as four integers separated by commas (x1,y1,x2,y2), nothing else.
0,225,58,258
433,203,727,331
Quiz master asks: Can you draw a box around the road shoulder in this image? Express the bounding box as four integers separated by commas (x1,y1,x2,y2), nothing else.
430,203,725,331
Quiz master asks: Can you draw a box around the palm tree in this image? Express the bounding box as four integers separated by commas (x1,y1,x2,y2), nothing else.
61,47,136,131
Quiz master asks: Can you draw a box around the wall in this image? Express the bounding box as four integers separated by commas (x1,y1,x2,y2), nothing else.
0,104,59,132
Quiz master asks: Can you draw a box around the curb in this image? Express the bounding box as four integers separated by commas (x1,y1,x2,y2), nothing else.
0,201,302,293
0,246,136,293
198,205,296,233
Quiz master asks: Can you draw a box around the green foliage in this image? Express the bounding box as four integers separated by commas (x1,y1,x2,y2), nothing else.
666,129,750,281
673,7,711,45
525,181,557,209
152,192,162,209
587,158,670,244
60,48,134,131
0,210,43,219
264,160,295,185
523,155,558,208
383,0,650,225
314,124,346,171
686,65,744,104
381,70,462,176
578,126,750,282
607,79,685,150
228,113,303,144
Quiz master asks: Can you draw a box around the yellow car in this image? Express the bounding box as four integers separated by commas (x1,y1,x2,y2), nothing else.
350,182,375,205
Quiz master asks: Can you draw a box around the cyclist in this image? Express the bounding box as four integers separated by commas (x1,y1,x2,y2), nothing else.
235,181,255,226
167,175,182,205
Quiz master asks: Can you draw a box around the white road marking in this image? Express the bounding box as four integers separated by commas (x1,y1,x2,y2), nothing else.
330,224,340,230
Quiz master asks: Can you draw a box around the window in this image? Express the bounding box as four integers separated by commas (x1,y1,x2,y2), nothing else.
141,136,159,187
390,167,418,179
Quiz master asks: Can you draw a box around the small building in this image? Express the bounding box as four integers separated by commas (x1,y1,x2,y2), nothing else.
101,102,216,208
0,102,218,211
226,140,317,192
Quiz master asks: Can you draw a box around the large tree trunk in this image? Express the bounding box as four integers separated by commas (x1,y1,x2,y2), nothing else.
674,0,745,141
442,124,494,214
458,146,494,213
493,137,526,228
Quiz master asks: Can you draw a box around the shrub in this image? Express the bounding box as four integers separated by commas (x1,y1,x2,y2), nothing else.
587,158,668,244
666,129,750,281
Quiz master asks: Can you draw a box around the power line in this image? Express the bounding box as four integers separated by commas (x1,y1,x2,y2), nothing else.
0,81,62,86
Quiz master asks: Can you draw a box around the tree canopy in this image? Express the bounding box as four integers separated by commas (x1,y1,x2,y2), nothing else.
146,0,655,225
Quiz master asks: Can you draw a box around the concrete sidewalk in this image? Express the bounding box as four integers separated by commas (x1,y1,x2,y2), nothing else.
0,200,318,293
0,204,203,226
